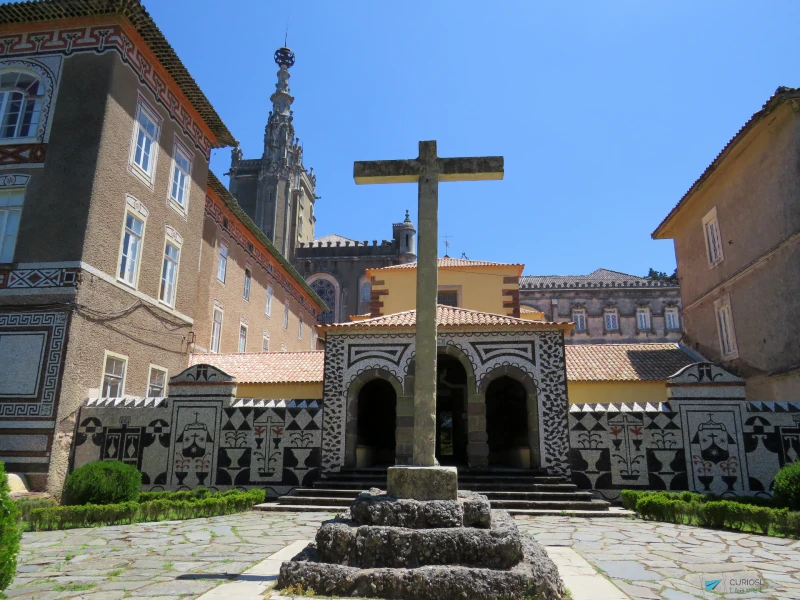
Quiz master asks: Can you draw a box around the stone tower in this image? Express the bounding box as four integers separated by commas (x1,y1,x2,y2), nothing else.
228,46,316,261
393,210,417,263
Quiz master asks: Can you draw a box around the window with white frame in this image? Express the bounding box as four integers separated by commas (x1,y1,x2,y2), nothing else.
702,207,724,267
243,268,251,301
0,70,43,140
0,187,24,263
262,333,270,351
217,243,228,282
665,307,681,331
169,140,192,210
266,285,273,316
101,352,127,397
129,99,160,183
572,308,586,332
238,323,247,353
636,307,652,331
298,316,303,340
283,300,289,329
147,365,168,397
159,240,180,306
714,295,738,359
211,306,223,353
118,211,144,287
604,308,619,331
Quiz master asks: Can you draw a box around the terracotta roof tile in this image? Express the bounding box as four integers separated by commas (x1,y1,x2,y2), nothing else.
566,343,695,382
375,258,524,271
323,305,571,332
190,351,324,384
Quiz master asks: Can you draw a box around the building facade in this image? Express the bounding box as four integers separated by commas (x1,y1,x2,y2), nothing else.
193,174,323,357
519,269,683,345
294,213,417,323
0,1,325,495
653,87,800,400
228,47,316,262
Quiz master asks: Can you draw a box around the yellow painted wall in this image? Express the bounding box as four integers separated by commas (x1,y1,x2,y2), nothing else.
235,382,323,399
373,266,519,316
567,381,666,405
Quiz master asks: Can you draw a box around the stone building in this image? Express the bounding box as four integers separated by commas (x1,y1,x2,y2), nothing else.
519,268,683,345
653,87,800,401
294,213,417,323
227,47,317,263
0,0,324,494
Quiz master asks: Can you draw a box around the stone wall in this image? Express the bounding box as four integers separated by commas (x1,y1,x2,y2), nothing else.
568,362,800,500
70,365,323,498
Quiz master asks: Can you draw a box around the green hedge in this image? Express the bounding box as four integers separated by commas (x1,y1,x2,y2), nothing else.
621,489,800,537
25,489,265,532
0,462,22,591
63,461,141,506
774,462,800,511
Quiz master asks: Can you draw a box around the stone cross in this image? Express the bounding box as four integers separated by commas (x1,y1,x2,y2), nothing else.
354,140,504,467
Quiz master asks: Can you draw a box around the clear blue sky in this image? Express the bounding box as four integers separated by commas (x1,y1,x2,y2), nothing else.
146,0,798,277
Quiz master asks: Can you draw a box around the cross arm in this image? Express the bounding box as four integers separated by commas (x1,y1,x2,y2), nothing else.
354,159,420,184
438,156,504,182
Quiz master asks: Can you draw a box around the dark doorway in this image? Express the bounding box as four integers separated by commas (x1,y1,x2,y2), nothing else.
485,376,530,467
436,354,468,465
356,379,396,466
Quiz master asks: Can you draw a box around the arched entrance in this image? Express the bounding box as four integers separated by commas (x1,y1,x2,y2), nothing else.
355,379,396,467
436,354,468,465
485,376,532,468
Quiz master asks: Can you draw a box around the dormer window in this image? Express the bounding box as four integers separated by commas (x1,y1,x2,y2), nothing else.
0,70,43,140
572,309,587,332
604,308,619,332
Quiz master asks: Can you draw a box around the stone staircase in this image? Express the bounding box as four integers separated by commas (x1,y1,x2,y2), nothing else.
255,466,622,516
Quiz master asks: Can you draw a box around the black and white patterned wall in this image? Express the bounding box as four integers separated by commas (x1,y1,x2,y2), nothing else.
72,394,324,498
320,329,570,477
568,363,800,500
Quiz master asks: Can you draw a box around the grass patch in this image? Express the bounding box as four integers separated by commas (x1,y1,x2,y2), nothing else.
108,569,124,577
53,582,96,592
281,583,316,596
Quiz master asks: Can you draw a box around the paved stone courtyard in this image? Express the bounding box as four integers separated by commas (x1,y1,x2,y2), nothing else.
5,512,800,600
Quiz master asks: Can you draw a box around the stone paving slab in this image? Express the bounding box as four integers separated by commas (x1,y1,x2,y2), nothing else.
8,511,800,600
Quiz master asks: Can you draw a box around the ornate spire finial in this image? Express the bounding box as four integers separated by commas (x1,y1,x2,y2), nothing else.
274,47,295,69
404,209,410,222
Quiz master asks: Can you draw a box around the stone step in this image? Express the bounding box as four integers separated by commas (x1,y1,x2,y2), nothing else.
278,495,354,507
289,488,369,498
488,499,611,511
255,502,343,513
255,503,631,518
479,491,595,501
312,480,578,493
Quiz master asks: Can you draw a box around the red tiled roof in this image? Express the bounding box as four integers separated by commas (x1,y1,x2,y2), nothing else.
373,258,524,271
566,343,695,382
323,305,572,332
190,351,324,384
652,86,800,238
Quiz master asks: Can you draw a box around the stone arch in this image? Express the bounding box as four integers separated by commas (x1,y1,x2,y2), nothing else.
479,365,541,469
345,368,405,468
307,272,340,324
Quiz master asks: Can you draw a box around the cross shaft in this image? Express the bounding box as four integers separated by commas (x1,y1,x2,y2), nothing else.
353,141,504,467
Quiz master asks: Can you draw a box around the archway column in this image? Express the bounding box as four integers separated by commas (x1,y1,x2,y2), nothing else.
467,386,489,469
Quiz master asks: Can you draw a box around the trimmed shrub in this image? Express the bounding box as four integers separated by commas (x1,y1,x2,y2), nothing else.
138,488,211,503
773,461,800,511
62,461,141,506
25,488,266,532
0,461,22,591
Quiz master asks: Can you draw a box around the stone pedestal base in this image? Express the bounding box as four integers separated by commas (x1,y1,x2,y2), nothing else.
386,465,458,501
277,489,566,599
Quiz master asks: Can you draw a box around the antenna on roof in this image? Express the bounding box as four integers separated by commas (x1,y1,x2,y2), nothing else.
460,251,469,260
441,234,453,258
284,11,290,47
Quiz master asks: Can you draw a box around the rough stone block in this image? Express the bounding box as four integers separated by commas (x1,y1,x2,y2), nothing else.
316,511,522,569
386,465,457,501
459,491,492,528
350,489,463,528
279,534,567,599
